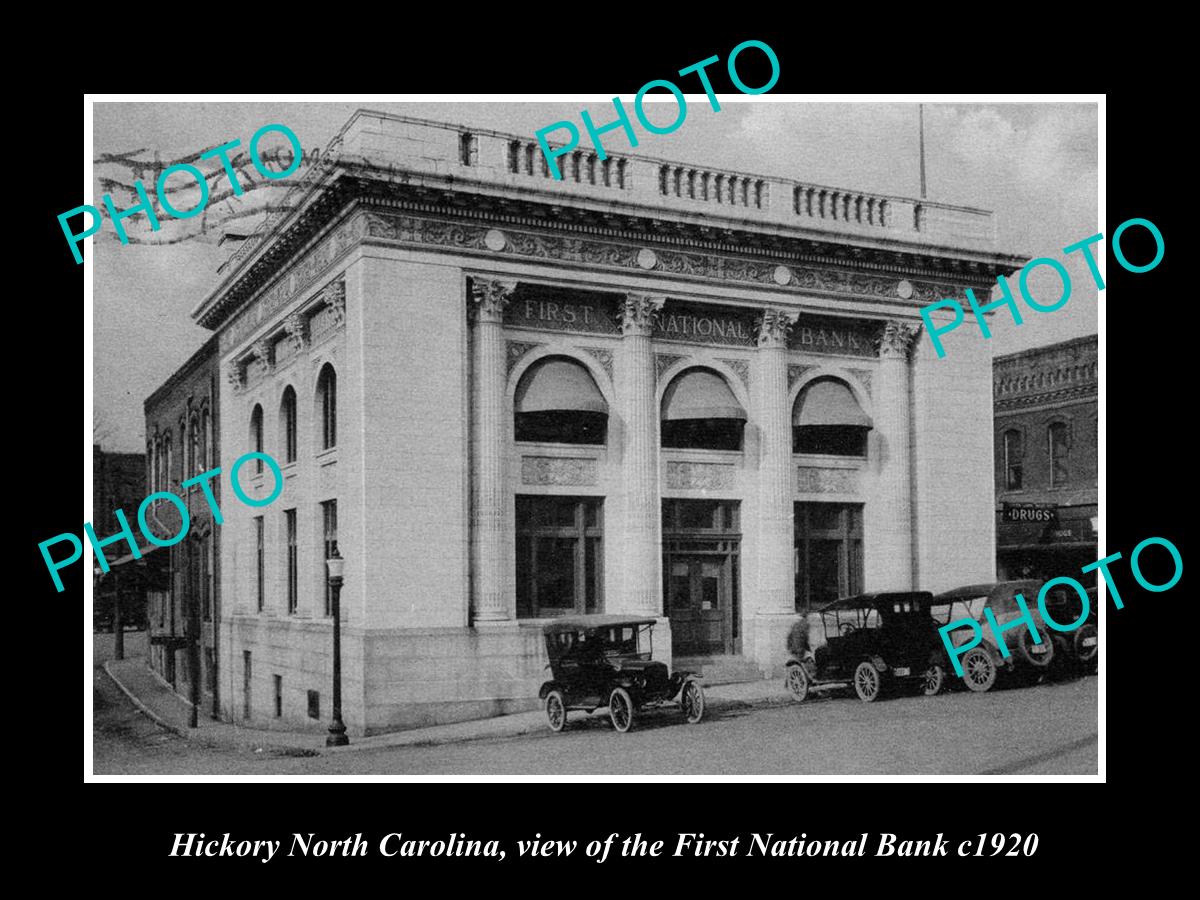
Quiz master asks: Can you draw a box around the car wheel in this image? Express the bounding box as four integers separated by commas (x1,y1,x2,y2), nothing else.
1019,626,1055,669
681,680,705,724
1074,624,1098,672
962,647,997,692
545,690,567,733
785,663,810,702
921,663,945,697
608,687,634,733
853,661,881,703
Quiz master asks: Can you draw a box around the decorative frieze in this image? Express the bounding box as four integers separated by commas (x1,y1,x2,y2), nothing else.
521,456,598,486
666,461,737,490
797,467,859,494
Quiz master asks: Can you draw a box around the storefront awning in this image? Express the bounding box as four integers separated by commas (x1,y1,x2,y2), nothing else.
96,542,171,591
515,359,608,415
661,370,746,421
793,379,872,428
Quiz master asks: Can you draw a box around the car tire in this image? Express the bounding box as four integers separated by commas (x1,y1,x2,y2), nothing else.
853,661,881,703
681,680,705,724
962,647,997,692
1074,624,1098,672
921,663,945,697
608,687,634,733
785,663,810,702
1019,626,1055,669
545,690,567,733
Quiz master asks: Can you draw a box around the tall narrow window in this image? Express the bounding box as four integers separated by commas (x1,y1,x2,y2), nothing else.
163,435,172,489
515,496,604,618
459,132,478,166
281,387,297,463
285,509,298,614
794,503,864,613
200,538,211,621
1003,429,1024,490
189,415,199,477
1049,422,1070,487
201,408,211,469
317,364,337,450
321,500,338,616
250,404,264,475
254,516,265,613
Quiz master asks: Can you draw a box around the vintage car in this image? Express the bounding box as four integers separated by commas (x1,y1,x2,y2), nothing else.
931,580,1059,692
538,615,705,733
784,592,948,704
1043,584,1099,674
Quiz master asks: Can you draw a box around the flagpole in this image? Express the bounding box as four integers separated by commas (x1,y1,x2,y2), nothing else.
919,103,928,200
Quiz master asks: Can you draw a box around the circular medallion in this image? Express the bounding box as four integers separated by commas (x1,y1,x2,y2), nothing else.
637,248,658,270
773,265,792,286
484,229,507,252
897,279,914,300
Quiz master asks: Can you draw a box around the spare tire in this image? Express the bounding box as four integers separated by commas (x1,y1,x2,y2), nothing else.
1019,625,1055,668
786,619,809,659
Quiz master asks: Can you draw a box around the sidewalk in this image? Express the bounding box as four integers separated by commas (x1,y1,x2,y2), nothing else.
102,657,794,755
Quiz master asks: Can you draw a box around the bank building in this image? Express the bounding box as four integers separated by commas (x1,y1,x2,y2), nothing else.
190,110,1025,734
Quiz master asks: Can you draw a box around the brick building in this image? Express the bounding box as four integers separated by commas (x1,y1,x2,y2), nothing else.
143,335,222,718
193,110,1025,735
993,335,1098,582
92,446,148,629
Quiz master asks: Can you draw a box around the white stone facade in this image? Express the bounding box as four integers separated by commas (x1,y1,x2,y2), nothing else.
198,111,1022,735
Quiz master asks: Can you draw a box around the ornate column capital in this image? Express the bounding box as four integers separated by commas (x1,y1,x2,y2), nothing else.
284,311,308,353
226,364,246,394
470,278,518,323
756,308,798,348
618,293,665,337
253,338,274,374
877,321,921,361
324,280,346,329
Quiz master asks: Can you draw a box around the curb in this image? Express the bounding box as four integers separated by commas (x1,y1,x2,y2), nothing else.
102,660,186,738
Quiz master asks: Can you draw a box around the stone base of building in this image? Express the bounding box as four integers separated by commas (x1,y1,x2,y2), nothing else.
221,615,674,736
746,612,806,677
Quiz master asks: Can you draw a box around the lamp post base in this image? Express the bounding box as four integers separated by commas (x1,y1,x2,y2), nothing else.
326,720,349,747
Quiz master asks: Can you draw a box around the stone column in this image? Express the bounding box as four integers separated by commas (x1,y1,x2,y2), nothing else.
469,278,516,622
872,320,920,590
755,309,798,614
615,293,664,616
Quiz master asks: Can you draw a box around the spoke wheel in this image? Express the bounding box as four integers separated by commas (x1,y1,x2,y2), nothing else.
785,663,810,702
608,687,634,733
1075,624,1098,670
681,681,705,724
853,661,881,703
544,690,567,733
962,647,997,692
1020,626,1055,668
922,663,945,697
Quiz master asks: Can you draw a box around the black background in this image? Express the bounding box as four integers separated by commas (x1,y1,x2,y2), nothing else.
26,27,1182,885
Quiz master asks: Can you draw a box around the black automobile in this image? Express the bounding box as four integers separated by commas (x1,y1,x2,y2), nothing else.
538,615,705,733
784,592,947,703
1043,585,1098,675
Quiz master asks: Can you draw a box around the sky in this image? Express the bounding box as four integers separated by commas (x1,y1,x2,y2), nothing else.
91,99,1099,453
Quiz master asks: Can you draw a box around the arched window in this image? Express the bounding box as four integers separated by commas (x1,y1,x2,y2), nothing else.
792,378,871,456
514,357,608,445
189,415,199,477
147,441,155,494
163,434,173,489
1048,422,1070,487
201,408,211,469
317,364,337,451
280,387,297,463
661,368,746,451
1003,429,1024,490
250,404,264,475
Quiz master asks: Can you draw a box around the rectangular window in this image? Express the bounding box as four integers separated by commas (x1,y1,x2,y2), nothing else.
273,674,283,718
307,690,320,720
794,503,864,613
285,509,298,614
515,496,603,618
204,647,215,693
459,132,478,166
1049,423,1070,488
1004,430,1024,490
321,500,338,616
254,516,264,613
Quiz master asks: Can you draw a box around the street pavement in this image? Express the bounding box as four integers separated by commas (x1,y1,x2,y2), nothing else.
92,632,1098,776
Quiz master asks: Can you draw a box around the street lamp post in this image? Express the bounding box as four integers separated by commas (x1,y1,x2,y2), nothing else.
326,547,349,747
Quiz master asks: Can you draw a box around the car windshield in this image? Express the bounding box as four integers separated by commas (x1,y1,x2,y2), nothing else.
820,604,881,632
600,625,649,659
931,598,987,624
549,624,650,660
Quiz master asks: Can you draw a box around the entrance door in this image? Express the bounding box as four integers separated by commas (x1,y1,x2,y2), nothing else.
667,555,730,655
